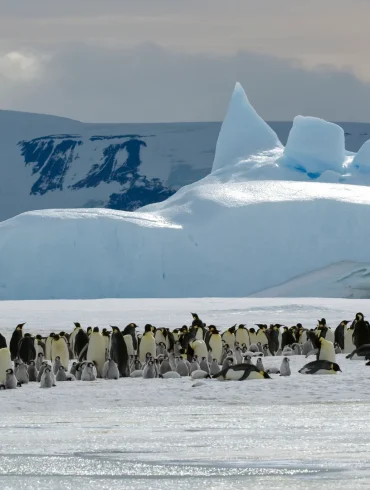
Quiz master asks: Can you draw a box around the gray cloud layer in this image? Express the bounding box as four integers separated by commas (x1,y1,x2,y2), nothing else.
0,1,369,122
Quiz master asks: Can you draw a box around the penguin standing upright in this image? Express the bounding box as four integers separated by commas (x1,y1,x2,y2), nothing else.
40,367,54,388
207,327,223,364
280,357,291,376
5,368,18,389
256,325,269,347
45,333,55,360
344,322,356,354
18,334,36,364
0,348,12,384
35,352,44,371
235,325,250,348
74,329,89,360
335,321,350,350
69,323,82,355
138,325,156,363
51,334,69,369
122,323,138,352
102,358,120,379
123,334,135,358
9,324,25,360
222,326,236,350
87,327,106,377
353,313,370,348
28,361,38,382
190,339,208,361
317,337,336,363
110,326,129,377
0,333,7,349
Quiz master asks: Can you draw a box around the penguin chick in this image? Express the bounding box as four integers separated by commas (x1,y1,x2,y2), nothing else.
5,368,18,389
16,362,29,384
280,357,291,376
40,367,54,388
27,361,38,382
256,358,264,371
53,356,62,375
176,358,189,377
35,352,44,371
159,356,172,375
103,359,120,380
191,370,210,380
190,358,200,374
70,362,77,377
143,360,157,379
210,359,220,375
159,371,181,379
222,356,234,370
199,357,210,374
81,362,96,381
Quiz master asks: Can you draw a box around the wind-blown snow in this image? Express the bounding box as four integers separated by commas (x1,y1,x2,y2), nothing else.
211,83,282,173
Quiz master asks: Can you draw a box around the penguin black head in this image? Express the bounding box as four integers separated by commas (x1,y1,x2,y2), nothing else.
37,352,43,358
249,328,256,334
29,360,35,366
144,324,152,333
356,312,364,321
93,327,99,333
54,335,60,341
6,368,13,374
24,333,31,338
16,323,25,330
74,322,81,328
44,367,51,373
50,333,55,338
58,366,65,371
332,363,342,372
55,356,60,361
60,331,66,336
297,323,303,329
191,313,199,320
35,334,42,340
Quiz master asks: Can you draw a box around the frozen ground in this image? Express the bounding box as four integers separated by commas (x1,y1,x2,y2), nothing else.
1,298,370,489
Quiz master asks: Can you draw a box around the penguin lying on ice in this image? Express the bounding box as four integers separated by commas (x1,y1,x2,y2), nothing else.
346,344,370,360
212,363,271,381
299,360,341,375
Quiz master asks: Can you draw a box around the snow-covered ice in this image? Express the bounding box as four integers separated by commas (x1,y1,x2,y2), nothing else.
1,298,370,489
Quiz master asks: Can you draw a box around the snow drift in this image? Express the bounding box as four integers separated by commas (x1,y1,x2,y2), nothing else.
1,82,370,300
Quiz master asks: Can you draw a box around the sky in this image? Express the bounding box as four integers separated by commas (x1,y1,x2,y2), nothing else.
1,0,370,123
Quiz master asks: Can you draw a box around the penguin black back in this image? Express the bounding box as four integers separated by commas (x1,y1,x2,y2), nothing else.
0,333,7,349
74,329,89,360
18,335,36,363
9,323,25,360
110,327,129,377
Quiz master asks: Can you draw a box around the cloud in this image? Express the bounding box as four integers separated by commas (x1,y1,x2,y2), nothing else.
0,43,370,123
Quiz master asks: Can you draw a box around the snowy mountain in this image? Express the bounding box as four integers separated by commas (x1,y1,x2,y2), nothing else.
0,108,370,222
1,82,370,300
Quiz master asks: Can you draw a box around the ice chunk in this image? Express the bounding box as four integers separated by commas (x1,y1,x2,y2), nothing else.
283,116,346,175
211,82,281,173
352,140,370,172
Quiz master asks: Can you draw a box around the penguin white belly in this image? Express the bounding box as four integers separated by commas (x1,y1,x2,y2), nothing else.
243,371,265,380
195,328,204,340
45,337,52,360
51,340,69,370
209,335,222,363
325,329,335,343
249,332,258,345
236,330,250,348
155,331,167,347
192,340,208,360
0,348,12,384
224,369,244,381
123,335,135,357
256,331,268,346
314,369,337,375
318,341,336,363
344,330,355,354
35,342,44,358
223,332,235,350
87,333,106,377
139,334,156,363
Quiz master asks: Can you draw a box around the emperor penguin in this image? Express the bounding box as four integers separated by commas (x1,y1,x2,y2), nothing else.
190,358,200,374
317,337,336,363
139,325,156,363
160,371,181,379
256,358,264,372
0,348,12,384
210,359,220,375
35,352,44,371
34,335,45,358
0,333,6,349
123,334,135,358
74,329,89,360
5,368,18,389
344,323,356,354
200,357,210,374
280,357,291,376
155,328,170,349
28,360,38,381
222,326,236,350
10,323,25,360
53,356,62,375
56,366,75,381
70,362,78,377
346,344,370,360
353,313,370,348
110,327,129,377
248,328,258,346
81,362,96,381
212,363,271,381
45,333,55,360
299,360,341,375
159,356,172,375
191,370,210,380
176,358,189,376
235,325,250,348
190,339,208,362
87,327,106,377
143,360,157,379
334,320,350,350
103,359,120,379
40,367,54,388
16,362,29,384
18,334,36,364
69,323,82,355
256,325,269,347
207,328,223,364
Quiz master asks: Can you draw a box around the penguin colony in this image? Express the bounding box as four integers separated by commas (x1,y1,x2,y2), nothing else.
1,313,370,389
